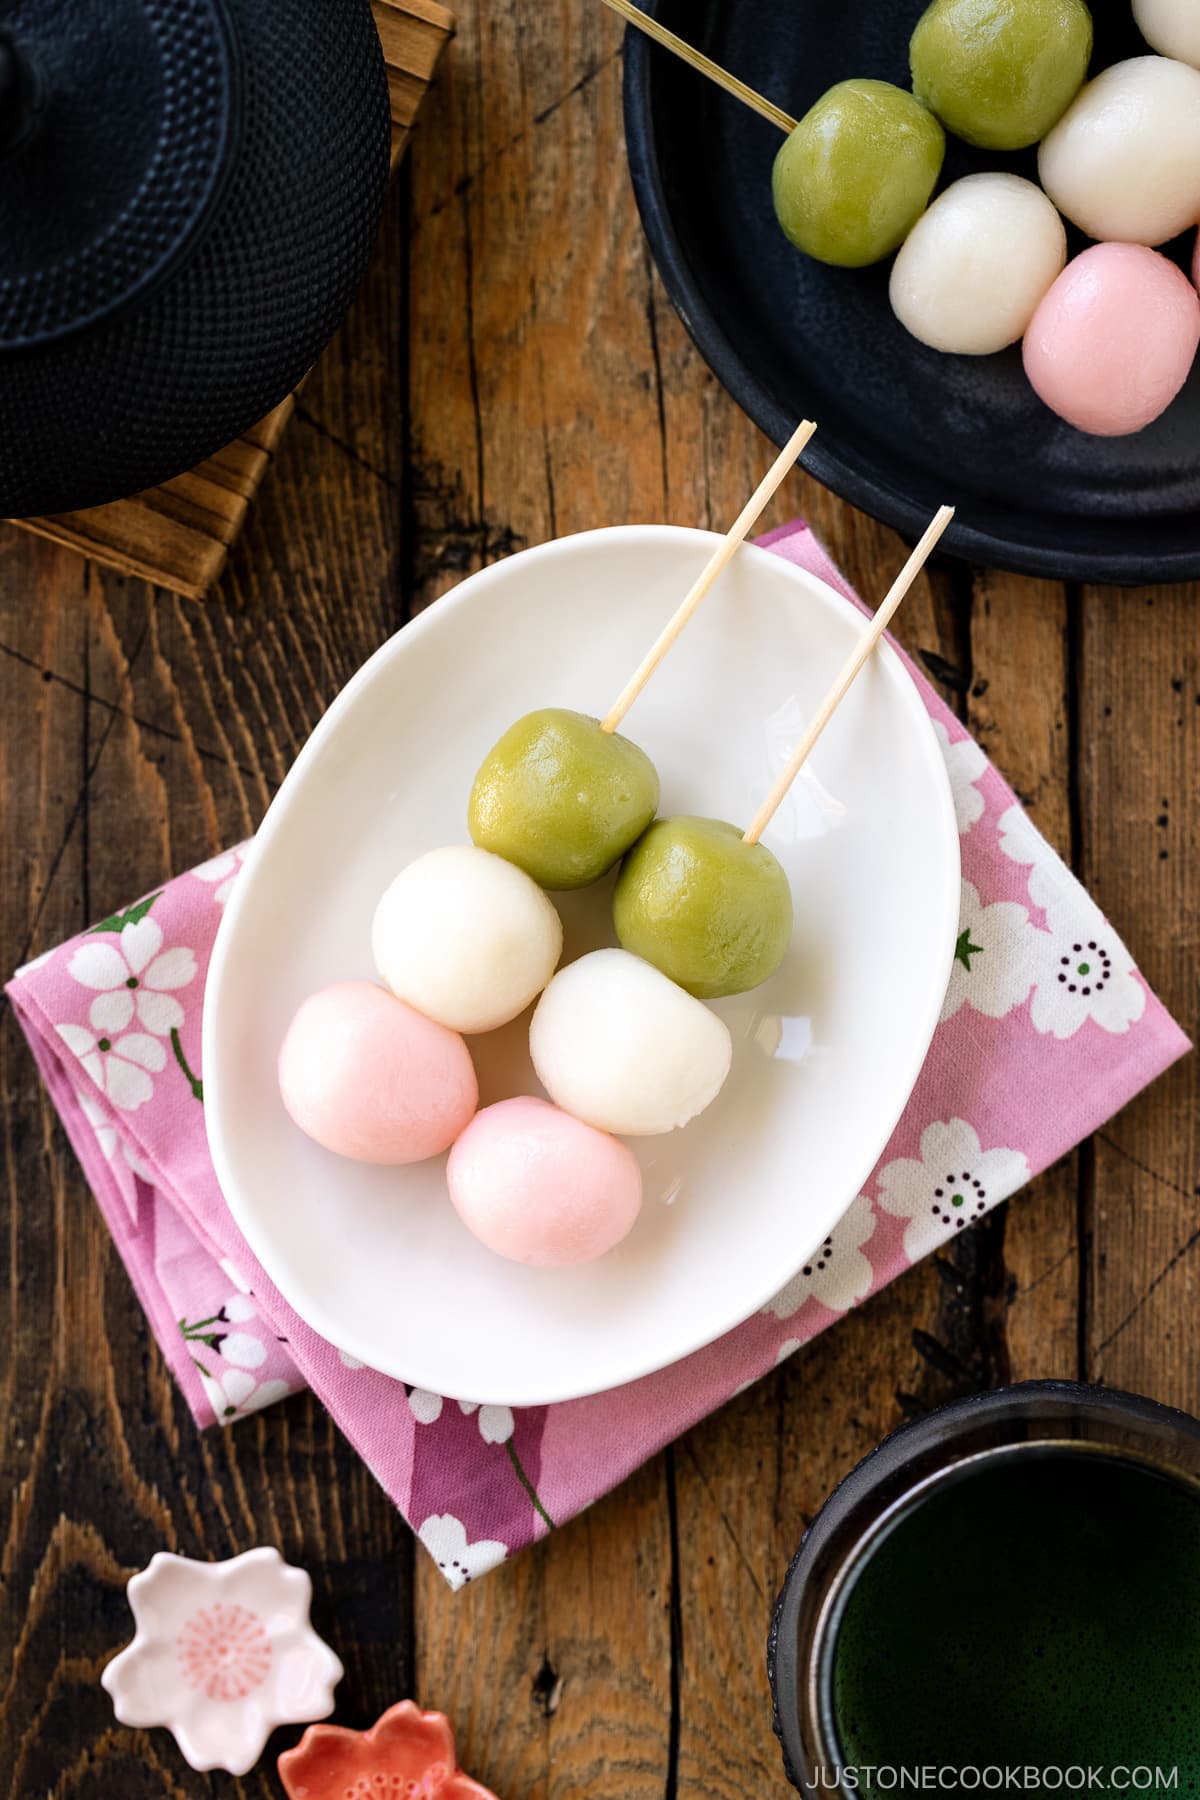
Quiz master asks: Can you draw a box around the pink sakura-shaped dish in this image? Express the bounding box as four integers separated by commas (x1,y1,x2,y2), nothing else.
278,1700,498,1799
101,1547,343,1776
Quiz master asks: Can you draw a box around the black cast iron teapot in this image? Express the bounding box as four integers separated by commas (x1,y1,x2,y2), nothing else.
0,0,391,516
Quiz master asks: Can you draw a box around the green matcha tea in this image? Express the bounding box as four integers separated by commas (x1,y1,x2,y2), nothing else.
831,1451,1200,1786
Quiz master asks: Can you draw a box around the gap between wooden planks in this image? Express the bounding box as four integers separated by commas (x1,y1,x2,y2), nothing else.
8,0,454,602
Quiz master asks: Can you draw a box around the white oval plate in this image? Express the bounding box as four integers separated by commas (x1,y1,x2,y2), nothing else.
205,526,959,1406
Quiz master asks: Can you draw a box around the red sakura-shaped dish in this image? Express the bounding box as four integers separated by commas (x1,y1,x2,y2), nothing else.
278,1700,498,1799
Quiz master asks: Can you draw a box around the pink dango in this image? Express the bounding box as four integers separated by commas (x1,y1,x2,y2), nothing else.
447,1096,643,1267
1022,244,1200,438
278,980,477,1164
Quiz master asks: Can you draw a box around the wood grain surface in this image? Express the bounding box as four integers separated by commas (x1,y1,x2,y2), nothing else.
2,3,1197,1796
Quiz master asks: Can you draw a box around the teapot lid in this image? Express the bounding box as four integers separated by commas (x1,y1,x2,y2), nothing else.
0,0,238,350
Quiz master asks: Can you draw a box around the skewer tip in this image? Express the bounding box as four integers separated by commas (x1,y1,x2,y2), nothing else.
740,497,955,845
599,417,819,734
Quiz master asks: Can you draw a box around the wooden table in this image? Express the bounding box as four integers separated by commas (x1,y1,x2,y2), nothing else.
2,6,1197,1795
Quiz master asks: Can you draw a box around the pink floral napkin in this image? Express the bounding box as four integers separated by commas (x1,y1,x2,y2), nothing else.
7,522,1188,1589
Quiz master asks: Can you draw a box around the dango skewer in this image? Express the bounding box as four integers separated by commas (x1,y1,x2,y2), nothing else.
742,505,956,844
468,417,816,890
598,0,945,269
613,505,956,998
287,427,815,1178
598,0,796,132
519,514,954,1175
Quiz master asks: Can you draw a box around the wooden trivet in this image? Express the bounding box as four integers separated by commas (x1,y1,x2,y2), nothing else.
10,0,453,600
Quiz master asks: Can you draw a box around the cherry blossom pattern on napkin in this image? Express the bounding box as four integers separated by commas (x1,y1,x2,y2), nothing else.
941,879,1036,1023
941,811,1147,1040
763,1191,878,1321
874,1118,1030,1262
183,1289,293,1424
416,1515,508,1591
998,804,1145,1040
16,877,307,1431
933,719,987,835
56,893,201,1110
192,845,248,908
6,518,1189,1587
403,1384,555,1578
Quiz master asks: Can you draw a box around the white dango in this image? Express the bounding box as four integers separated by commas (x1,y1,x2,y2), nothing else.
372,844,562,1034
1039,58,1200,248
889,174,1067,356
529,948,733,1137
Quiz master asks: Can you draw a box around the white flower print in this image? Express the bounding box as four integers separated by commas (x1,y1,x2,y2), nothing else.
199,1365,291,1422
417,1514,507,1590
405,1387,443,1423
219,1333,266,1370
764,1192,878,1318
216,1299,268,1371
338,1347,366,1371
57,1023,165,1111
68,916,196,1037
996,804,1068,916
940,879,1037,1023
997,805,1146,1040
193,847,246,908
404,1390,515,1444
459,1399,515,1444
934,720,987,836
875,1117,1030,1262
182,1294,282,1417
776,1338,802,1366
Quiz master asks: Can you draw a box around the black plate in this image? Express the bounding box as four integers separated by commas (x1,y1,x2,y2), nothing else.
623,1,1200,583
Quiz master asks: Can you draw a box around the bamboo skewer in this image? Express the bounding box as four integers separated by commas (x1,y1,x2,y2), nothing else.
742,504,956,846
598,0,797,133
601,418,817,735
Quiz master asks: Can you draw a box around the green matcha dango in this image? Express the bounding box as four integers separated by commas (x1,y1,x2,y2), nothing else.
772,79,945,269
910,0,1092,152
469,707,660,891
613,815,793,1000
